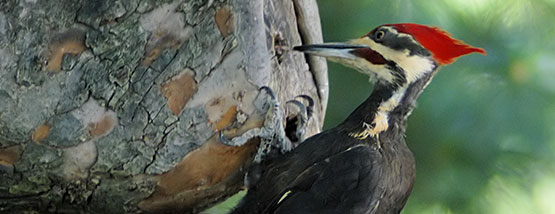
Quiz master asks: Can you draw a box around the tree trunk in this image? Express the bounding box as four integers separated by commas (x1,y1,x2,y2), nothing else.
0,0,326,213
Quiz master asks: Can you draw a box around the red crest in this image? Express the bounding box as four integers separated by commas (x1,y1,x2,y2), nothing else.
386,23,486,65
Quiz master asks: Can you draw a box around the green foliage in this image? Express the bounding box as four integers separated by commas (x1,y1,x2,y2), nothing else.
202,191,246,214
318,0,555,213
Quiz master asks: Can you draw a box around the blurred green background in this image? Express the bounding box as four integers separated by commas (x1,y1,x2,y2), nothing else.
319,0,555,213
205,0,555,213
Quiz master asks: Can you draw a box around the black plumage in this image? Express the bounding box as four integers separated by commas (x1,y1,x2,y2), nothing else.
230,23,485,214
232,69,438,214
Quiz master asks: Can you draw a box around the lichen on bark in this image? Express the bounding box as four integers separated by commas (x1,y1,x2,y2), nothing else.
0,0,326,213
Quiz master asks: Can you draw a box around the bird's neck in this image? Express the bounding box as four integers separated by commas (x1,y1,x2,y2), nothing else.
341,68,439,140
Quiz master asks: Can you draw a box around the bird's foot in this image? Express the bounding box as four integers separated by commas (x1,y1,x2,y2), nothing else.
219,87,273,144
250,92,314,163
219,87,290,157
245,95,314,188
219,87,313,164
284,95,314,146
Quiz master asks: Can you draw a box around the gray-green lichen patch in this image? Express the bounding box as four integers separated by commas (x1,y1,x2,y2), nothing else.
0,89,13,118
16,142,62,172
184,8,225,80
145,108,212,174
9,172,52,195
15,32,48,87
179,0,216,26
44,98,116,148
89,175,156,214
120,141,156,176
150,48,179,72
91,126,155,176
1,35,90,144
86,16,148,66
0,13,8,36
1,0,326,212
43,113,87,148
60,53,81,71
0,47,16,75
0,49,16,132
152,39,195,83
78,58,112,100
77,0,128,29
54,52,91,114
9,143,61,195
0,75,67,143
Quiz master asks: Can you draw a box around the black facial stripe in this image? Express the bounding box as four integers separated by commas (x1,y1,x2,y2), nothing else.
369,27,431,57
385,61,406,88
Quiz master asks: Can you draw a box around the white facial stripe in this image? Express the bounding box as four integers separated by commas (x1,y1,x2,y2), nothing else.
345,27,437,139
353,37,435,84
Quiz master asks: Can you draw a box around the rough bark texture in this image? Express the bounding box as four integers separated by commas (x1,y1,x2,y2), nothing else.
0,0,326,213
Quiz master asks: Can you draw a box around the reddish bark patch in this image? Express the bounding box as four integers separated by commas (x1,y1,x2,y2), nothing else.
215,6,234,37
88,114,117,137
31,124,50,143
0,145,23,167
161,70,197,115
213,106,237,131
44,29,86,72
138,116,264,212
142,32,184,66
157,137,255,195
205,96,240,128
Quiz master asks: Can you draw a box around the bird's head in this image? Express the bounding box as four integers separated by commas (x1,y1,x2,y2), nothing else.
294,23,486,87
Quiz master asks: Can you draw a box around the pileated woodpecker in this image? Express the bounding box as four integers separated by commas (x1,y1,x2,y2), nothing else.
231,23,486,214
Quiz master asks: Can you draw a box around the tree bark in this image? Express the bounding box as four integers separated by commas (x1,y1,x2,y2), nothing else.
0,0,326,213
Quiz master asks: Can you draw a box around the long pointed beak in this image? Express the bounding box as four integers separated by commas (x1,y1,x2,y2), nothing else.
293,43,369,60
294,39,394,83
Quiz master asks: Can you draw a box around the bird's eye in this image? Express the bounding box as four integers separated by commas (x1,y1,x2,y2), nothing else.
375,30,386,40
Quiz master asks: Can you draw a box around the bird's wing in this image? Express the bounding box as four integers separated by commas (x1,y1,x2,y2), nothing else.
264,144,383,214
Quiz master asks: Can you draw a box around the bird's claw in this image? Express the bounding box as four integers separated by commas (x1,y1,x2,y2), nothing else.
293,94,314,118
218,87,314,165
285,95,314,144
218,87,291,159
259,86,277,100
255,86,277,113
219,131,237,146
218,86,276,147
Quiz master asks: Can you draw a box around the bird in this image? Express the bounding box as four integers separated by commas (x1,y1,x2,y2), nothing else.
230,23,486,214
